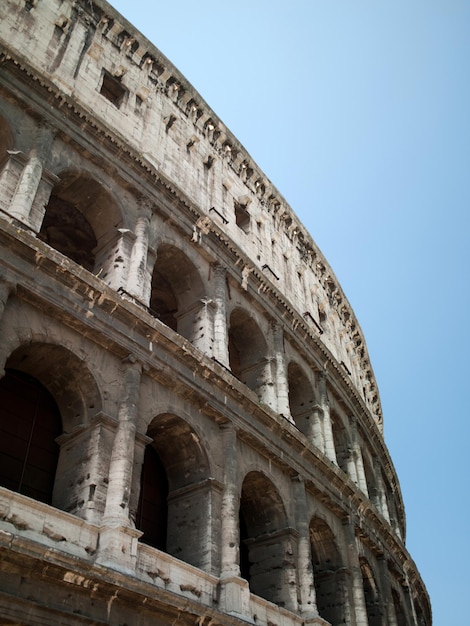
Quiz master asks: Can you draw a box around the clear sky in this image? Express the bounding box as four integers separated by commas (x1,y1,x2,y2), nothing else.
110,2,470,623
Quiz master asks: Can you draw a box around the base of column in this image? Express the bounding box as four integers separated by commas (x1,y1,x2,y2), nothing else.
96,524,142,575
218,575,253,622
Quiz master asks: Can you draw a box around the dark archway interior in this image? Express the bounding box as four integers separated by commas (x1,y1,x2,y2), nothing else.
287,361,315,434
150,245,204,339
0,369,62,504
228,309,267,394
136,443,168,550
310,516,346,625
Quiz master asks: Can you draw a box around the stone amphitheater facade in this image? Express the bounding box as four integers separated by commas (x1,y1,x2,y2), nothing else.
0,1,431,625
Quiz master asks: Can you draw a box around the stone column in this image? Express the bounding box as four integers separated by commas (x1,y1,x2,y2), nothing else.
189,298,215,357
98,358,143,573
377,555,398,626
374,456,391,523
343,518,369,626
349,416,369,496
318,369,337,464
309,405,325,452
8,123,55,226
212,263,230,368
0,279,15,378
403,572,419,626
291,476,318,618
126,202,152,302
220,424,240,577
346,445,359,486
271,321,292,419
218,423,251,618
102,358,142,525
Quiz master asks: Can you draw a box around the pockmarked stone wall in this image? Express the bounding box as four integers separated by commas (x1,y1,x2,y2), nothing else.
0,1,431,625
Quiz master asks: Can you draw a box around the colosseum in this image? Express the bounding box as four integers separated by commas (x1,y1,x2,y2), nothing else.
0,1,431,625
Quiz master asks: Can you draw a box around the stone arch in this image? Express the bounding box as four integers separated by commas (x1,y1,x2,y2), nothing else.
149,243,206,344
239,470,296,609
331,411,350,474
392,587,408,626
359,557,382,626
0,342,103,517
0,368,61,505
287,360,316,436
0,114,14,168
363,453,379,509
137,412,215,572
228,308,269,400
309,516,349,624
39,170,123,274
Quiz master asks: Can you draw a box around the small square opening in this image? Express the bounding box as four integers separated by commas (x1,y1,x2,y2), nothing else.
100,71,127,108
235,202,250,233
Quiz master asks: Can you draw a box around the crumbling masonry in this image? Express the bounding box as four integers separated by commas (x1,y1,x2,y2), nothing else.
0,1,431,625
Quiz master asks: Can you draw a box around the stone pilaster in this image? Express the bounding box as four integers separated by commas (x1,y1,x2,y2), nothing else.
126,202,152,302
374,456,391,523
291,476,318,618
218,423,251,619
343,518,369,626
377,555,398,626
318,369,337,464
8,123,55,227
220,424,240,578
212,263,229,367
271,321,292,419
0,279,15,378
309,405,325,452
102,358,142,525
349,416,369,496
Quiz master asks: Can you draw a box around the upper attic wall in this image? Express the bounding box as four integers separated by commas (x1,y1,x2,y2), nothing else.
0,0,383,430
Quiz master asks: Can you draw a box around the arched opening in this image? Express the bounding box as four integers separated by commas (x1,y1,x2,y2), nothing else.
228,308,269,399
136,443,168,551
309,516,348,624
331,412,350,474
392,588,408,626
0,369,62,504
137,413,213,571
287,361,316,435
360,557,382,626
150,244,206,343
0,115,14,170
2,342,102,518
39,171,122,274
239,471,295,609
363,454,379,510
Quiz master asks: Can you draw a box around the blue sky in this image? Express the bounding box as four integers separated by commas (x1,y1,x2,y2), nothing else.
111,2,470,623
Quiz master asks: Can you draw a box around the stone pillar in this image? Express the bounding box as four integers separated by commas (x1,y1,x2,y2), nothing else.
349,416,369,496
318,369,337,464
309,405,325,452
219,423,251,619
343,518,369,626
403,573,419,626
212,263,230,367
374,456,391,523
220,424,240,577
98,358,143,573
347,445,359,486
102,358,142,525
377,555,398,626
271,321,292,419
188,298,215,357
291,476,318,618
97,228,135,291
8,123,55,226
0,279,15,378
126,202,152,302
